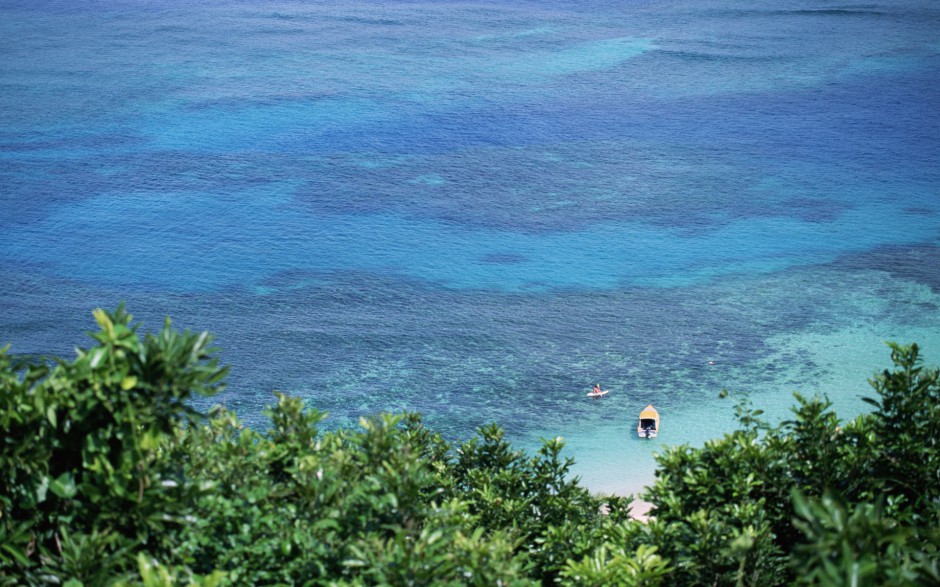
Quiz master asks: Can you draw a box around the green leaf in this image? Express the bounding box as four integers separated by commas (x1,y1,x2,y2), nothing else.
36,475,50,503
50,471,78,499
0,542,31,566
89,347,107,369
93,308,113,334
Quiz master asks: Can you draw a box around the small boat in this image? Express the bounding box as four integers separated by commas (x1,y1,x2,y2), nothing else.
637,404,659,438
586,389,609,398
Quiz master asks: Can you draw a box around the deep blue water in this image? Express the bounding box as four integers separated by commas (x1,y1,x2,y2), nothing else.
2,0,939,491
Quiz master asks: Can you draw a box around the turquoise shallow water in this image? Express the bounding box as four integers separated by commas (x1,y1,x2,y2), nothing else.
1,0,939,494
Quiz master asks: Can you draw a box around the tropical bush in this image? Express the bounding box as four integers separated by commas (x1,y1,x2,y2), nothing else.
0,306,228,585
1,307,938,586
640,343,940,586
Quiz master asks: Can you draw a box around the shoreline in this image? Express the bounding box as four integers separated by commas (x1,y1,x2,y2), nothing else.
629,498,654,522
585,474,656,522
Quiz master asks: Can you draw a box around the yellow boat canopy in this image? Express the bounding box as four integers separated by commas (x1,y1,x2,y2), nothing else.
639,404,658,419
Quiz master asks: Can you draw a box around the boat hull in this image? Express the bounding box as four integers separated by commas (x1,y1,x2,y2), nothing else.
637,404,660,439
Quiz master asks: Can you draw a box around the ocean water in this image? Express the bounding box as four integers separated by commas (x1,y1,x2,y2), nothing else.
2,0,939,495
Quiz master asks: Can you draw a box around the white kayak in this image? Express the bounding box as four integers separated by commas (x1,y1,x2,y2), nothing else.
586,390,609,398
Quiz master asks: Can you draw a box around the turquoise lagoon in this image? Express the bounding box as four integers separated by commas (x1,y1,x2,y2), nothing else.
1,0,939,494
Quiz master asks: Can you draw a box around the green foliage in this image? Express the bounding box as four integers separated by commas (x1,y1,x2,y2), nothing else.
643,417,790,585
36,528,130,586
3,310,940,586
862,343,940,515
791,491,940,587
443,425,604,583
0,306,227,583
114,553,226,587
559,543,670,587
639,342,940,586
167,396,537,586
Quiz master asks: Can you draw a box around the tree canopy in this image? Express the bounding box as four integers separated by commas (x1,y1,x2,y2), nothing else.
1,307,938,586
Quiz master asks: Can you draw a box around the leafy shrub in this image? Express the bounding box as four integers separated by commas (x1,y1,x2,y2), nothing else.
0,306,226,584
3,309,939,586
638,342,940,586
